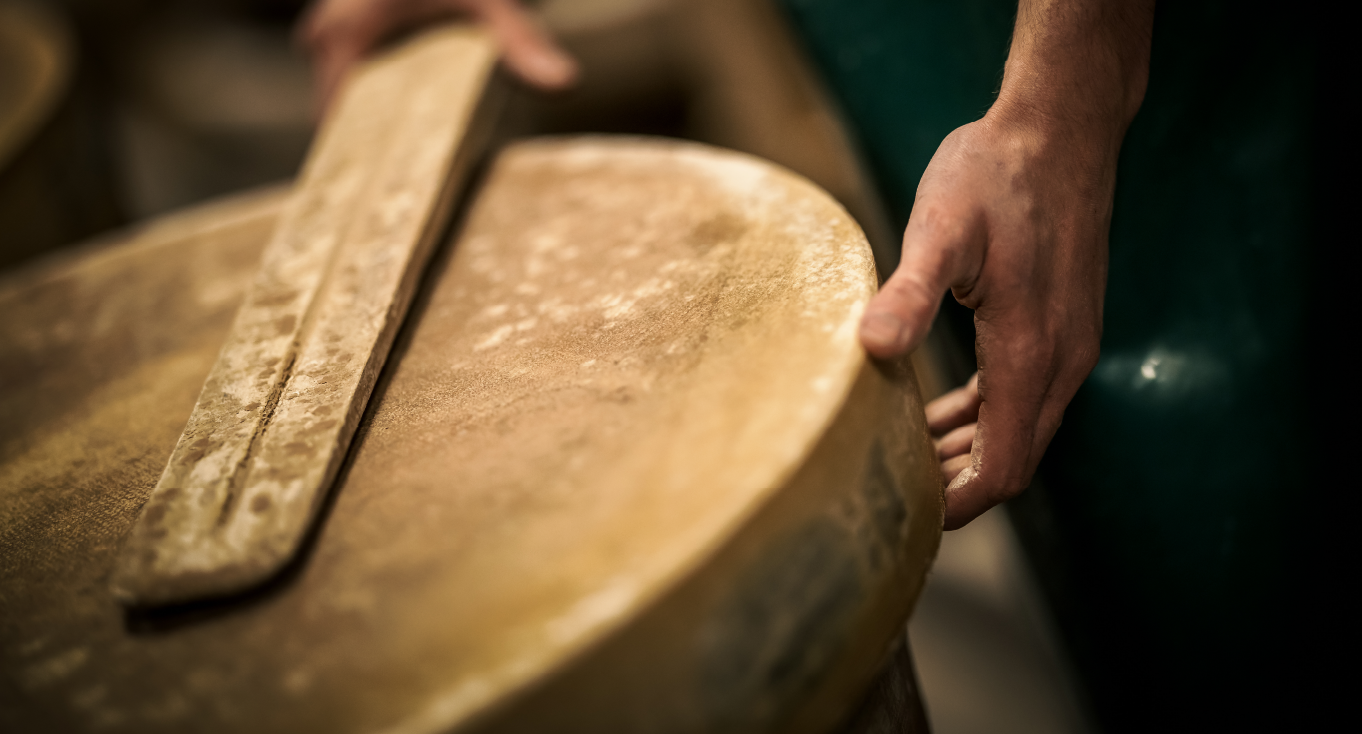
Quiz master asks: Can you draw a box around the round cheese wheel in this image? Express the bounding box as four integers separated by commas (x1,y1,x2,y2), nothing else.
0,137,941,733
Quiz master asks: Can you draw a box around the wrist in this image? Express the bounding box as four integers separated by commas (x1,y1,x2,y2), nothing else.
987,0,1154,155
980,62,1146,181
990,60,1146,139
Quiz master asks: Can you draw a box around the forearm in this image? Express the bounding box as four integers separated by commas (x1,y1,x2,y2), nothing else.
990,0,1155,160
863,0,1157,526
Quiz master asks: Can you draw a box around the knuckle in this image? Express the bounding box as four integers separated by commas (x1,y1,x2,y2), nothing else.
997,328,1059,372
990,318,1103,391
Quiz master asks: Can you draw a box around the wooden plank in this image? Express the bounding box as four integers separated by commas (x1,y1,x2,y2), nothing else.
110,25,501,607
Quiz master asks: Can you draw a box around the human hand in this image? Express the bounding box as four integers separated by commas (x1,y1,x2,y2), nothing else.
928,374,980,489
300,0,579,112
863,115,1109,529
859,1,1153,530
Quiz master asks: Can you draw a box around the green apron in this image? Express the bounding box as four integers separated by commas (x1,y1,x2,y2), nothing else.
776,0,1318,728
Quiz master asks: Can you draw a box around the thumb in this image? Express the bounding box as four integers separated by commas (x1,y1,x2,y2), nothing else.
860,204,984,358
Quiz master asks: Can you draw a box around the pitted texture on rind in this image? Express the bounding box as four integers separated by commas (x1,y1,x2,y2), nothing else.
268,137,883,733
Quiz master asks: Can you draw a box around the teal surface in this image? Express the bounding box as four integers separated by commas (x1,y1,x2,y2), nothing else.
778,0,1316,727
776,0,1014,228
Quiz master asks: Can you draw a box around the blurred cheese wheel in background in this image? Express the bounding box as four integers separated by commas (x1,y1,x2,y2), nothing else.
0,0,122,268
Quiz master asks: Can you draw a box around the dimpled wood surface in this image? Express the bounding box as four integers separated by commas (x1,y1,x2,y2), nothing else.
0,138,941,733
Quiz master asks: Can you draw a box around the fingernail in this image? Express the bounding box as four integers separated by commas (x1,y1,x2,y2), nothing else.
860,312,905,351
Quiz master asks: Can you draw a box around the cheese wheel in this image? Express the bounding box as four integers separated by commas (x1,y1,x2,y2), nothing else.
0,137,941,733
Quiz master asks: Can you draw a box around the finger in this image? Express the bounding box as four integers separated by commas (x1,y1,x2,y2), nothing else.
941,453,973,485
943,325,1050,530
860,201,983,358
312,44,366,115
935,422,976,461
924,373,979,436
943,305,1100,530
479,0,578,90
299,0,392,114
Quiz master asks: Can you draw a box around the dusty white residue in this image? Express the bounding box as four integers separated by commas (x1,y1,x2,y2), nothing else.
359,138,883,734
550,140,616,169
521,230,578,279
524,254,549,279
474,324,514,351
514,317,538,332
546,579,640,645
22,647,88,689
599,297,631,320
595,278,675,320
833,299,867,344
704,243,733,260
531,233,561,252
673,146,771,198
470,254,497,275
379,190,417,229
476,303,508,320
536,298,579,323
465,234,494,254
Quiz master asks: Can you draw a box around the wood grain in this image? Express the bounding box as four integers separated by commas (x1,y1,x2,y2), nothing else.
110,25,501,606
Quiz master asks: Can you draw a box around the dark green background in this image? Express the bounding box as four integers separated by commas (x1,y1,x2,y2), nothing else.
777,0,1337,728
